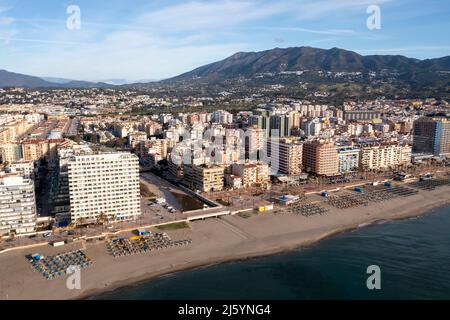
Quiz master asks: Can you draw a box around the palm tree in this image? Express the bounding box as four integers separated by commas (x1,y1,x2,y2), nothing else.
76,217,87,236
96,213,109,232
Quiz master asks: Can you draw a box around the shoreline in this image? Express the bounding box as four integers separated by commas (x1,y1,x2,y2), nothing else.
1,184,450,300
82,198,450,300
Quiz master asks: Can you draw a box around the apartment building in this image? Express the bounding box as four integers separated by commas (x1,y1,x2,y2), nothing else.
212,110,233,124
231,161,270,187
359,143,412,170
0,143,23,163
184,164,224,192
7,160,35,178
338,146,361,173
344,110,381,122
245,127,265,160
303,140,339,176
21,139,63,163
67,153,141,223
268,138,303,176
0,175,37,236
413,117,450,157
128,131,148,148
0,119,33,144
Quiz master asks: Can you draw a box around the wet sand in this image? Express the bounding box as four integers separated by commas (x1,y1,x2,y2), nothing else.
1,185,449,300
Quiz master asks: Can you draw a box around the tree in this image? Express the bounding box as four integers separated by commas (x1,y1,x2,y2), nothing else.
76,217,88,236
96,213,109,232
69,135,82,143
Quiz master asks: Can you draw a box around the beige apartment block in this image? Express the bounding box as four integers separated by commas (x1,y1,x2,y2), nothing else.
359,143,412,170
231,162,270,187
184,164,224,192
303,139,339,176
269,138,303,176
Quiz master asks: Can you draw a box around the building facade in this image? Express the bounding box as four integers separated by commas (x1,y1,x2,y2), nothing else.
303,140,339,176
184,164,224,192
268,138,303,175
359,143,412,170
338,146,360,173
0,175,37,236
67,153,141,223
413,117,450,157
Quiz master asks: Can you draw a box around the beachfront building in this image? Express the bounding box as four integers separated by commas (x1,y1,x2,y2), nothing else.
67,152,141,223
359,143,412,171
413,117,450,158
268,138,303,176
231,161,270,187
0,175,37,236
303,139,339,176
338,146,360,173
184,164,224,192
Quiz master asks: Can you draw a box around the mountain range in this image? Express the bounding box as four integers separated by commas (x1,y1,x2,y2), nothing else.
166,47,450,84
1,47,449,90
0,70,110,88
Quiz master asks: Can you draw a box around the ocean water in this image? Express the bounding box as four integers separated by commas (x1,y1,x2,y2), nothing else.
95,206,450,300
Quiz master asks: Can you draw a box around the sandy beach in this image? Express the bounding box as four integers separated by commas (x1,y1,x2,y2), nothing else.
1,184,449,300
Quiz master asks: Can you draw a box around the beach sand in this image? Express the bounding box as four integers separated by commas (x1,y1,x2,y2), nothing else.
1,185,449,300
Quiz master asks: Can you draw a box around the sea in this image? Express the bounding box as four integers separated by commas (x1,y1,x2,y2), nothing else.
94,205,450,300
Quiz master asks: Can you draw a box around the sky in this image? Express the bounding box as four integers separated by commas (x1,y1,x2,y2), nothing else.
0,0,449,81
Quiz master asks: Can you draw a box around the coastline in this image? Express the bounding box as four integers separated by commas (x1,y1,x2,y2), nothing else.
1,185,450,300
83,199,450,300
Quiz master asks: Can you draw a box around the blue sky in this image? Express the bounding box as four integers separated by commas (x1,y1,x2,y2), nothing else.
0,0,449,81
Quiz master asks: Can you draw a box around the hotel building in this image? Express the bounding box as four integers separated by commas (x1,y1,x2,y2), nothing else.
303,140,339,176
268,138,303,176
67,153,141,223
413,117,450,157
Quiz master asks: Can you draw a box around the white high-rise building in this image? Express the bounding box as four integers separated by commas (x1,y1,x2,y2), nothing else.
67,153,141,223
0,175,37,236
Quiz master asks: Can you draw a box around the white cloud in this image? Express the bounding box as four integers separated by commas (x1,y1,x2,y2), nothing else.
291,0,392,20
252,26,357,36
5,28,249,80
137,0,288,32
